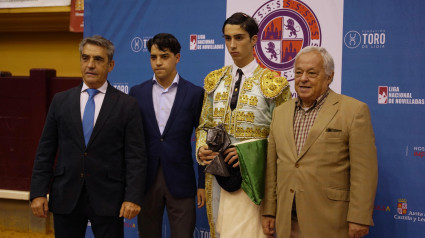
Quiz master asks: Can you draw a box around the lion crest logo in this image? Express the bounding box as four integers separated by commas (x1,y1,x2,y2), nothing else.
284,19,300,38
265,42,280,61
253,0,322,81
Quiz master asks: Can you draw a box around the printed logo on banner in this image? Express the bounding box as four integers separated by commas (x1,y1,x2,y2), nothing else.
377,86,425,105
374,204,390,212
344,29,386,49
393,198,425,223
344,31,362,49
252,0,322,81
413,146,425,158
193,227,211,238
406,146,425,158
189,34,224,51
190,34,197,50
113,82,129,94
131,36,151,53
124,220,136,228
397,199,408,215
378,86,388,104
163,223,210,237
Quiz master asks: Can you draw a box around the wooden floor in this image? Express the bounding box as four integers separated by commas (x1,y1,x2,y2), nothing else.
0,229,54,238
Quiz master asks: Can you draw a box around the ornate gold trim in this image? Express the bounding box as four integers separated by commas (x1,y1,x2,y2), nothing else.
205,173,217,238
204,66,232,94
260,69,289,99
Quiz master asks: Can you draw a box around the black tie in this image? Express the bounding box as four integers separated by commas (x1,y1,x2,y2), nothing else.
230,69,243,110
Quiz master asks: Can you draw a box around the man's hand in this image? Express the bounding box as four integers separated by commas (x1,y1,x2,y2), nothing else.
348,222,369,238
197,188,206,208
198,145,218,165
261,215,276,238
31,197,49,218
119,201,141,219
223,147,239,167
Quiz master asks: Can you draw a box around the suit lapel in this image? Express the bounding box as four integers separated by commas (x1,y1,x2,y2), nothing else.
87,83,118,147
162,79,187,136
72,83,86,148
145,80,161,136
284,100,298,160
297,90,340,160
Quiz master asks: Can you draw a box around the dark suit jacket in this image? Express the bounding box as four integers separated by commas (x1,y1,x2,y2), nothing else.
129,77,205,198
30,82,147,216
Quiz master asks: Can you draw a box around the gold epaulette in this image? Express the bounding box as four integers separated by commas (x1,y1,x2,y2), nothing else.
204,66,231,94
260,69,289,99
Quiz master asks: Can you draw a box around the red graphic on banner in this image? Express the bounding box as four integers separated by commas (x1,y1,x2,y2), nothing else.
262,18,282,40
70,0,84,32
190,34,197,50
397,199,407,215
281,40,302,63
378,86,388,104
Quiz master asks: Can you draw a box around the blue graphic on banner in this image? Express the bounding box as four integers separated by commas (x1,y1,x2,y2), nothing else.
343,0,425,237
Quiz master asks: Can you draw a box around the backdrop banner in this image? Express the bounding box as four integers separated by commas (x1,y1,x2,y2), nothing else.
84,0,425,237
226,0,343,96
342,1,425,237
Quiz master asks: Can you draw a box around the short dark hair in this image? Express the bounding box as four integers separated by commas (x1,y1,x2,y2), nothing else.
147,33,181,55
222,12,259,38
79,35,115,62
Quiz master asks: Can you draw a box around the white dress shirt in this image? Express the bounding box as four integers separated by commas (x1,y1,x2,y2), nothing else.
230,59,258,98
80,81,108,126
152,73,179,134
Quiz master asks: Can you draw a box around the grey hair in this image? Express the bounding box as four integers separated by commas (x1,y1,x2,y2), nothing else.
294,46,334,76
79,35,115,62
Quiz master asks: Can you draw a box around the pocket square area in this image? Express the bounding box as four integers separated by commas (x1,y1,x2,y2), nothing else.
326,128,342,132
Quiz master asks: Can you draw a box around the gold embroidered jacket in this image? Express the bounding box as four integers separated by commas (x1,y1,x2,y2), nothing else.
195,65,291,238
196,65,290,152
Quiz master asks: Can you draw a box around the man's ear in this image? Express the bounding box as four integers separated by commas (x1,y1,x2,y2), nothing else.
175,53,181,63
328,72,334,84
108,60,115,72
251,35,258,47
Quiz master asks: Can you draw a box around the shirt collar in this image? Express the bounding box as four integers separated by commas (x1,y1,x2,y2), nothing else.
231,59,258,79
152,72,180,89
296,88,330,111
81,80,108,94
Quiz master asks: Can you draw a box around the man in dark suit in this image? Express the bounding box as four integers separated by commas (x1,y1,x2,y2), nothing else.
30,35,147,238
129,33,205,238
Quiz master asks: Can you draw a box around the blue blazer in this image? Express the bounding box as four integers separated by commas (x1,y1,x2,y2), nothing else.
130,77,205,198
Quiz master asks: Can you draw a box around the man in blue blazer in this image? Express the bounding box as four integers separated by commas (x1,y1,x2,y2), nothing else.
129,33,205,238
30,35,147,238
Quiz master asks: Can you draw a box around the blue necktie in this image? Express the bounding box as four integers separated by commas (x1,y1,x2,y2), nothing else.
82,89,99,146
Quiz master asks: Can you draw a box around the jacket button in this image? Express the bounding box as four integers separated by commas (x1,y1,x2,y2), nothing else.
80,173,84,178
160,138,164,142
84,152,88,156
295,163,299,168
290,189,294,193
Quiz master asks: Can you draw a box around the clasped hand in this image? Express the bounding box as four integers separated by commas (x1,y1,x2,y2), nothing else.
198,145,239,167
